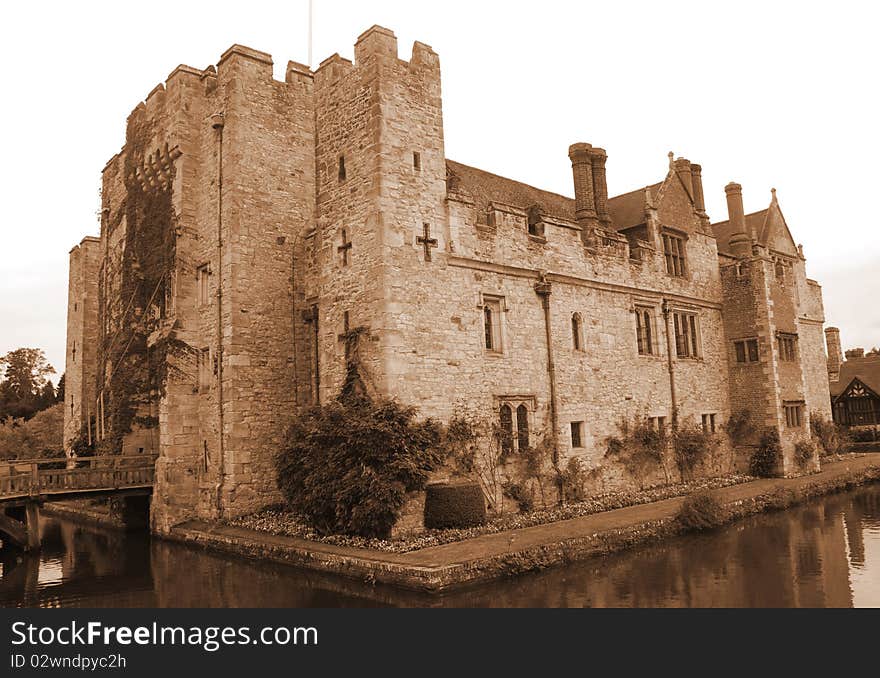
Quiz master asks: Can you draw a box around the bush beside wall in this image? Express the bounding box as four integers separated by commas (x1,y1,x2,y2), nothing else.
424,481,487,529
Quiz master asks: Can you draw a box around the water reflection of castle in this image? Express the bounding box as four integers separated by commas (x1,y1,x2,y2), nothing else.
2,490,879,607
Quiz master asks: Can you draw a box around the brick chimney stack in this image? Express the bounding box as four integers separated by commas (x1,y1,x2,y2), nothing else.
826,327,843,381
589,148,612,229
673,157,694,199
690,163,709,226
725,182,751,258
569,143,599,235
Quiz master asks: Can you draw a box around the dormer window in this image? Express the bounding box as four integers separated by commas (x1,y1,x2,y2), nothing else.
527,205,545,238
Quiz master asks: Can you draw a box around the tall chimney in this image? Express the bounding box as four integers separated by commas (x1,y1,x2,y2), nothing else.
590,148,612,229
826,327,843,381
690,163,709,225
725,182,751,258
569,143,598,235
673,158,694,199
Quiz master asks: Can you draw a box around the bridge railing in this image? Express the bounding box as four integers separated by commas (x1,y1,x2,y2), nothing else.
0,455,158,500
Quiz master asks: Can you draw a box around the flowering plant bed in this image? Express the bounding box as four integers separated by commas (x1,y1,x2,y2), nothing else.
227,474,754,554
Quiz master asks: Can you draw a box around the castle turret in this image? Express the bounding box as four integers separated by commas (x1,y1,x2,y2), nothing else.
725,182,751,258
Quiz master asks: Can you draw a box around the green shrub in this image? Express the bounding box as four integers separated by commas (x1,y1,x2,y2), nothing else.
794,440,815,470
275,395,443,539
726,410,753,445
750,429,781,478
672,424,715,481
561,457,589,503
765,486,800,511
676,491,727,532
810,413,850,455
503,481,535,513
605,416,666,488
424,481,487,529
850,427,879,443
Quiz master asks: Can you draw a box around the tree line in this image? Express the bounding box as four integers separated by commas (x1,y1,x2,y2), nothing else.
0,348,64,460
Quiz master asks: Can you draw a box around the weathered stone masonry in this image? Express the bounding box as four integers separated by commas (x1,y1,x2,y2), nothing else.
63,25,834,531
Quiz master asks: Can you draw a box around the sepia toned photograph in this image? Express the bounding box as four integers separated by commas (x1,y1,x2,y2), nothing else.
2,0,879,615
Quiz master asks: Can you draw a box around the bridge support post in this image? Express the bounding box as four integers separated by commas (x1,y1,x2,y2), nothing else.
25,501,40,551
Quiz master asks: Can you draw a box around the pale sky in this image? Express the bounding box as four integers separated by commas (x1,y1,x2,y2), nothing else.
2,0,878,381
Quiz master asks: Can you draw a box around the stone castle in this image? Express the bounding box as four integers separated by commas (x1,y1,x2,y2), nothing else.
64,25,834,532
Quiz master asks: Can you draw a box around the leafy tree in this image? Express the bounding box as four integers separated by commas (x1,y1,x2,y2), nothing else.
55,372,66,403
0,403,64,461
38,381,56,411
0,348,56,421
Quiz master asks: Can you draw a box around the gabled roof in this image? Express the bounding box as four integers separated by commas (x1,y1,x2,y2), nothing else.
712,209,769,256
445,159,663,230
830,355,880,398
711,192,798,257
609,183,663,232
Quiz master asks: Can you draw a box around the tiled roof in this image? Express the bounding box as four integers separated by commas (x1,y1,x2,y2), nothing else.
712,210,768,256
445,159,662,230
609,183,663,232
830,355,880,398
446,160,576,220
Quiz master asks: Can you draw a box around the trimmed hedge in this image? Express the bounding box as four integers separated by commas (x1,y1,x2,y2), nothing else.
424,481,487,530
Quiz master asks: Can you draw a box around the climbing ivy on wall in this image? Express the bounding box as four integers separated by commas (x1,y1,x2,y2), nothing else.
95,109,186,455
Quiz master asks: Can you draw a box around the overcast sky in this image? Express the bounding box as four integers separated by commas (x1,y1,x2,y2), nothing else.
2,0,878,381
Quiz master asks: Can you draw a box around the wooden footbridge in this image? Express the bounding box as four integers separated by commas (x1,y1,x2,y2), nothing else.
0,455,156,550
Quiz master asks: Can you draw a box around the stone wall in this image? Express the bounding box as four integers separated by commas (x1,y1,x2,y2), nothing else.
63,237,101,451
69,24,835,533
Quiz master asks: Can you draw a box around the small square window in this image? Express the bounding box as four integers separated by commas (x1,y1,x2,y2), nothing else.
702,414,717,434
784,402,804,428
570,421,584,449
778,334,798,362
413,151,421,171
734,339,759,364
747,339,759,362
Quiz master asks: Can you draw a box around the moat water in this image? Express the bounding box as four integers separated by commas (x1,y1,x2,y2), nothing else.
2,484,880,608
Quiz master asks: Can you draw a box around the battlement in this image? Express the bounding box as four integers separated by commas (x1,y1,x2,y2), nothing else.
218,44,273,67
68,235,101,255
315,24,439,86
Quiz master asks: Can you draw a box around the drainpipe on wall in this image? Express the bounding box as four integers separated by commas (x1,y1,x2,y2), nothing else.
211,111,226,519
662,299,679,430
535,275,562,502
